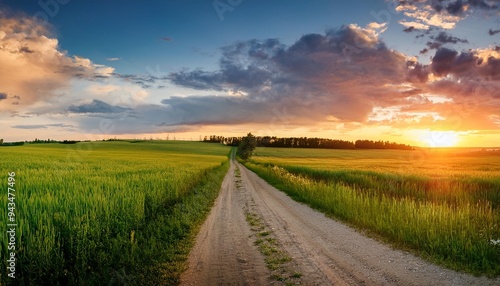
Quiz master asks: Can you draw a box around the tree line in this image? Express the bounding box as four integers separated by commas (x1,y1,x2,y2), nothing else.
0,138,24,146
0,138,83,146
203,135,414,150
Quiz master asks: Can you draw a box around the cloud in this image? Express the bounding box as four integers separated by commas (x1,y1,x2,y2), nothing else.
115,73,168,89
398,0,498,15
399,20,430,30
169,70,224,91
11,123,74,130
427,41,444,49
68,24,415,135
106,57,120,61
395,0,499,30
403,26,416,33
407,62,430,82
161,24,500,133
161,37,173,42
430,47,500,79
168,24,418,124
71,56,115,78
366,22,388,35
403,7,462,29
0,12,115,111
405,47,500,131
431,31,468,44
86,84,120,95
57,25,500,137
2,12,492,136
421,31,469,53
68,99,131,114
489,28,500,36
0,92,7,100
159,96,267,125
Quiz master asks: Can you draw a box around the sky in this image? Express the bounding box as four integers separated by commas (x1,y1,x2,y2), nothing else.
0,0,499,147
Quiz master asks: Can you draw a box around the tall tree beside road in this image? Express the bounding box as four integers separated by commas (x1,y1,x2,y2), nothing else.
237,133,257,160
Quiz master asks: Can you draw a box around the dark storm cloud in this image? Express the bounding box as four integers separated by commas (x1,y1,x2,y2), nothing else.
489,29,500,36
68,99,131,114
0,93,7,100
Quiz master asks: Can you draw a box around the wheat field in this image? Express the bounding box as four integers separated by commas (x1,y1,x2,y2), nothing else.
0,141,230,285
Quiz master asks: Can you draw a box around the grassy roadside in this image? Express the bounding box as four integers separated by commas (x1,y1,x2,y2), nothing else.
134,160,229,285
242,160,500,277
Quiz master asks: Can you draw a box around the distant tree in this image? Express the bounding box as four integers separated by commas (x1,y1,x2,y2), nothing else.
237,133,257,160
0,139,3,145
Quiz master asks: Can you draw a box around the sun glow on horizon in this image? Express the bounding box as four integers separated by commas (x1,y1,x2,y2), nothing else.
419,130,460,147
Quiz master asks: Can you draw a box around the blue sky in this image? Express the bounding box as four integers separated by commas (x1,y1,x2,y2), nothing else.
0,0,499,146
7,0,398,72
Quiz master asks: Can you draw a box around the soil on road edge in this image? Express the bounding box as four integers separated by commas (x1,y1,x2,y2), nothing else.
180,158,500,285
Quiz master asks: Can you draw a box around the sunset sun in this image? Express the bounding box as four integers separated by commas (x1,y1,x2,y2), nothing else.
420,131,460,147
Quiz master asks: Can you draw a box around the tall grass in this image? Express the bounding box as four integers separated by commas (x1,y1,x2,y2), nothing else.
244,148,500,276
281,166,500,208
0,141,229,285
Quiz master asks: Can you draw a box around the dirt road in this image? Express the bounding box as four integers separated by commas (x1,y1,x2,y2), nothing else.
180,158,500,285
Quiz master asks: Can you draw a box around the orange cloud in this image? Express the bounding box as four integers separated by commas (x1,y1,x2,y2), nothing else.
0,12,114,111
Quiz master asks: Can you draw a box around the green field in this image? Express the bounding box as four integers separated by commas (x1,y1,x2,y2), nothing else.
0,141,230,285
245,147,500,276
